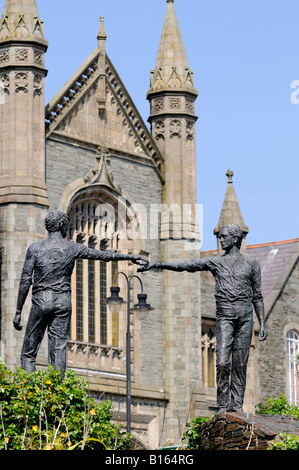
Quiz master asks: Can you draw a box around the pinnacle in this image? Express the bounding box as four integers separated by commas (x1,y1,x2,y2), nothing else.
155,0,189,72
0,0,47,44
97,15,107,42
226,169,234,183
147,0,197,96
214,170,249,238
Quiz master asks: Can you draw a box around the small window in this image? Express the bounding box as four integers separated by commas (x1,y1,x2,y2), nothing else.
286,330,299,404
202,321,216,388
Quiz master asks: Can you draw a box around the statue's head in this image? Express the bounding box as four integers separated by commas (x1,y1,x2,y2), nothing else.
45,210,69,238
219,224,243,251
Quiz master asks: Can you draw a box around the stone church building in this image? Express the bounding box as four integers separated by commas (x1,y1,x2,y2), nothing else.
0,0,298,449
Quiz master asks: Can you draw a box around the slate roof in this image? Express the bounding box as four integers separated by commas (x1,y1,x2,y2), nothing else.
201,238,298,318
247,238,299,316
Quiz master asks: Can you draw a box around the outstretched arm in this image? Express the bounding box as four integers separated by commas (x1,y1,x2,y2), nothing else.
138,258,210,273
14,247,35,331
78,245,148,266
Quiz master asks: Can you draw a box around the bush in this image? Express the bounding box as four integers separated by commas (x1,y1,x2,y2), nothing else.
182,416,210,450
267,433,299,451
0,363,132,450
256,394,299,420
256,394,299,451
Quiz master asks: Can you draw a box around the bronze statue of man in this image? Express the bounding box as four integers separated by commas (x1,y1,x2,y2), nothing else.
139,224,267,413
13,210,148,378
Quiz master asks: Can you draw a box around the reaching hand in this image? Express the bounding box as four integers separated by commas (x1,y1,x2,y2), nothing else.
132,255,149,266
137,263,154,273
13,312,23,331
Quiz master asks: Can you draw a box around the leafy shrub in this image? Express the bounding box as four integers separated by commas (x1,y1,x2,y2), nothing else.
267,433,299,451
182,416,210,450
256,394,299,450
256,394,299,419
0,363,131,450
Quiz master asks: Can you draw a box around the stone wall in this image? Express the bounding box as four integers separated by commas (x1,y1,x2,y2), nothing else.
196,411,299,450
45,138,165,389
0,203,48,369
256,260,299,403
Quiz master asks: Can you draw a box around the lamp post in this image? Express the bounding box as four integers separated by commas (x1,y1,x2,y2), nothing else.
106,272,153,434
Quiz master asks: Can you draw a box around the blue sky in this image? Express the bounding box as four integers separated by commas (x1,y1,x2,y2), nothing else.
4,0,299,250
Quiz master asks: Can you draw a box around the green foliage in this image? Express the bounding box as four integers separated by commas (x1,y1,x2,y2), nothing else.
0,363,132,450
256,394,299,450
267,433,299,451
182,416,210,450
256,394,299,419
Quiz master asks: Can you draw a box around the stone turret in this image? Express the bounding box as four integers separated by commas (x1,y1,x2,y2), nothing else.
147,0,201,445
147,0,199,240
148,0,197,97
0,0,48,206
0,0,47,44
0,0,48,370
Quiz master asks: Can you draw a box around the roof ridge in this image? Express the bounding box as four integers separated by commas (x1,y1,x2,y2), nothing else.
247,238,299,249
45,48,100,132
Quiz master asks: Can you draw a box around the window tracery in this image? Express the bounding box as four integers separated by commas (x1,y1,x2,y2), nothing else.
201,322,216,388
68,196,123,352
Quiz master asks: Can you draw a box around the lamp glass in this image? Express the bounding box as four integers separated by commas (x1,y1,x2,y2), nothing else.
106,286,125,314
107,301,122,315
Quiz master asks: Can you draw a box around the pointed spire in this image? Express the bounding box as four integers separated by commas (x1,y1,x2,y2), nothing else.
0,0,47,45
147,0,197,95
97,15,107,44
96,16,107,114
214,170,249,252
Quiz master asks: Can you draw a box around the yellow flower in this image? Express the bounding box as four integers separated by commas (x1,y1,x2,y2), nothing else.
89,409,96,415
44,380,51,385
51,406,55,412
35,387,40,393
5,437,9,444
32,425,39,432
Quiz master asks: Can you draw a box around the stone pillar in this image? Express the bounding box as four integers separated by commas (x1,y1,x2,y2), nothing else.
160,239,201,443
147,0,201,444
0,0,49,368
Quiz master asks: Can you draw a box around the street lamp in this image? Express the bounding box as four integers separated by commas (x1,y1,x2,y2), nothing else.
106,272,153,434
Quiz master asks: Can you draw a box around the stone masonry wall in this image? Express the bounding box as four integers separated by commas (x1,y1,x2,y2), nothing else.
0,203,48,369
256,260,299,404
45,138,165,389
197,411,299,450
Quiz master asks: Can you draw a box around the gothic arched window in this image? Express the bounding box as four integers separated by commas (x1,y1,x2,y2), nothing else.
201,322,216,388
68,196,124,349
286,330,299,404
64,182,144,374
